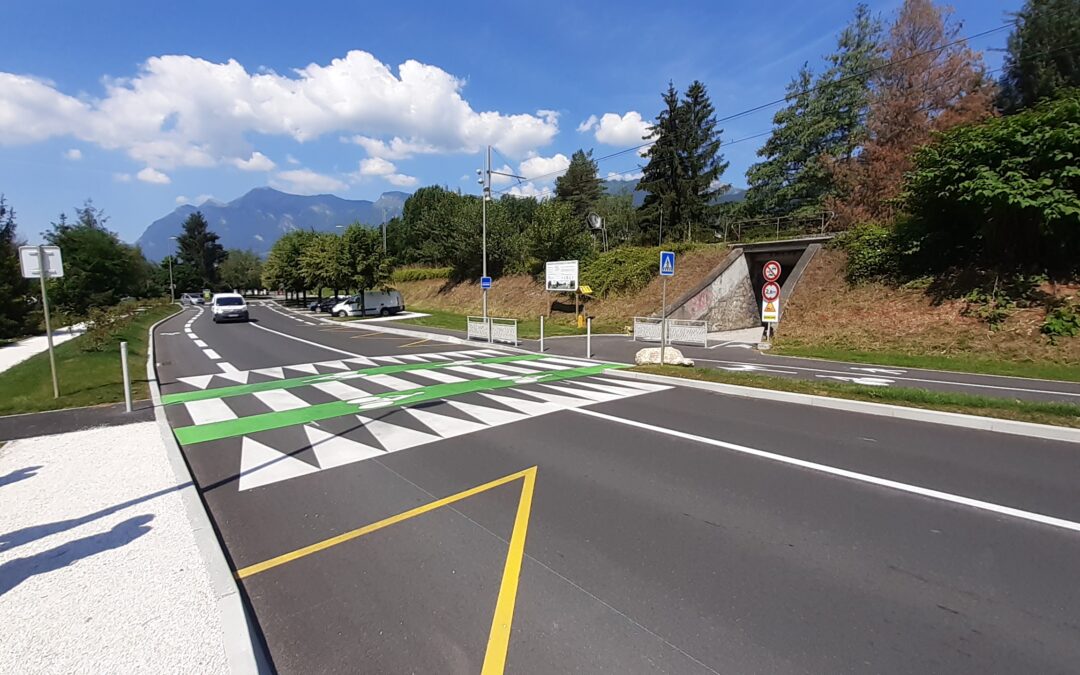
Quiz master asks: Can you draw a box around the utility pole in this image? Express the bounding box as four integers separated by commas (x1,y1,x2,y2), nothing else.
477,146,525,320
168,236,178,302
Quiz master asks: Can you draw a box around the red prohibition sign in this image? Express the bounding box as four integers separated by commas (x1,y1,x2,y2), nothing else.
762,281,781,302
763,260,782,282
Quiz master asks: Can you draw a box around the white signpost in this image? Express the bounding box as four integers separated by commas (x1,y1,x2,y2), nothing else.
544,260,579,292
760,262,782,341
19,245,64,398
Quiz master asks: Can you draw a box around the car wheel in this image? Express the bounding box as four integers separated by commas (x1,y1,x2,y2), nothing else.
337,310,347,318
379,308,390,317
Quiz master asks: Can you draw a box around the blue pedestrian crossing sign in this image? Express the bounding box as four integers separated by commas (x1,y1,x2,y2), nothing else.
480,276,492,290
659,251,675,277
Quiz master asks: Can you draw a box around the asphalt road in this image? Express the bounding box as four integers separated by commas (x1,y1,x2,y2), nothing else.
155,303,1080,674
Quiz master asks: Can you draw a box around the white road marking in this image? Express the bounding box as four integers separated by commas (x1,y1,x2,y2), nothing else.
239,437,319,491
305,426,384,469
311,380,371,400
447,365,517,379
357,415,440,451
366,374,421,391
446,399,529,426
720,363,799,375
572,408,1080,535
248,320,361,358
177,374,215,390
193,339,208,348
203,349,221,360
253,366,285,379
695,357,1080,399
253,389,309,412
285,363,319,375
184,398,237,425
218,362,240,373
406,407,487,438
852,367,908,375
818,375,895,387
407,369,467,384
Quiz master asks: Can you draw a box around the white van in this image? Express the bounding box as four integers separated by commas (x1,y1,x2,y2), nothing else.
210,292,249,323
331,290,404,318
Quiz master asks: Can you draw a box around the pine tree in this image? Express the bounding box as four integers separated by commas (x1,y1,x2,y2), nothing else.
678,80,729,240
175,211,227,288
0,196,33,339
554,149,603,224
638,83,683,244
998,0,1080,113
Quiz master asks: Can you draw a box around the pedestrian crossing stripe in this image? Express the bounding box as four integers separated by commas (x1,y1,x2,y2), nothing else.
234,376,671,490
163,352,548,405
174,362,627,445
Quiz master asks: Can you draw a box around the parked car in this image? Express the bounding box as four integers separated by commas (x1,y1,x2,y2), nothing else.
308,296,344,313
331,290,404,318
210,293,249,323
180,292,205,305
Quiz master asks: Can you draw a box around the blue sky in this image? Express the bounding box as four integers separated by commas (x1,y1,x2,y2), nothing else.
1,0,1019,244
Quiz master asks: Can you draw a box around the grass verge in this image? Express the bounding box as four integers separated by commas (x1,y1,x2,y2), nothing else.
633,364,1080,429
0,304,178,416
395,307,624,340
770,344,1080,382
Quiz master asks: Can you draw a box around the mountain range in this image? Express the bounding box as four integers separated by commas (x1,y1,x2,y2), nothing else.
137,188,408,260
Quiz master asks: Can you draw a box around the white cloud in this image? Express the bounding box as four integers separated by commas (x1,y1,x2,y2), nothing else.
231,151,275,171
506,182,554,200
175,193,214,205
606,170,643,182
576,114,598,133
489,163,514,186
137,167,171,184
386,173,418,187
345,135,439,160
518,153,570,182
591,111,652,146
357,157,396,176
272,168,347,194
286,154,300,165
113,172,131,182
64,148,82,160
0,51,560,177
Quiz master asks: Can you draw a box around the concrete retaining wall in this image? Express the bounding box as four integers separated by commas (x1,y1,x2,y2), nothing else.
666,248,760,331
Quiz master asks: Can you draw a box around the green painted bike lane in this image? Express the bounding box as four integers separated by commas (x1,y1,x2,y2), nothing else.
173,362,628,445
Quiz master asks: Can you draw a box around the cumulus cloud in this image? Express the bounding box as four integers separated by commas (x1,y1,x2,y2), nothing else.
286,154,300,165
518,153,570,181
581,111,652,147
137,167,171,184
272,168,347,194
506,182,554,200
357,157,396,176
489,163,515,186
0,51,560,177
231,151,275,171
175,194,214,205
606,170,644,182
64,148,82,160
386,173,418,187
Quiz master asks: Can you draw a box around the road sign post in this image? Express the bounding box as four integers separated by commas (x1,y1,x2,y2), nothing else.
761,260,782,341
20,245,63,398
120,341,132,413
480,276,492,290
659,251,675,365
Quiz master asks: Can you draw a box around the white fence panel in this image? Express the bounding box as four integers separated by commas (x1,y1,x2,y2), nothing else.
467,316,489,341
633,316,663,342
467,316,519,345
632,317,707,347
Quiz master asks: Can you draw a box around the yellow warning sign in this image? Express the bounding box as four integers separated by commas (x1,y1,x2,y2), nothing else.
762,298,780,323
579,285,593,295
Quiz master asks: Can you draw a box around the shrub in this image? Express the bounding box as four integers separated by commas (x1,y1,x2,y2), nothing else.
80,299,166,352
583,243,699,297
392,267,452,282
835,223,898,283
1043,303,1080,338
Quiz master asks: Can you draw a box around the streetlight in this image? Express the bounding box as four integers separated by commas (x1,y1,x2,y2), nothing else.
168,236,178,302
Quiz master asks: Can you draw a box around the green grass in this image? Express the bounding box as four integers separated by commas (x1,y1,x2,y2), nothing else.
0,304,179,416
633,365,1080,428
395,307,624,340
770,343,1080,382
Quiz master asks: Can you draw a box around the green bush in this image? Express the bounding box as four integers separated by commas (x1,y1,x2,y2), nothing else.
81,299,167,352
583,243,698,296
1043,303,1080,338
392,267,452,282
836,223,898,283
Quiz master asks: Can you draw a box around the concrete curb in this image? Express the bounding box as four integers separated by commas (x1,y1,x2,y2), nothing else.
608,369,1080,444
146,305,270,674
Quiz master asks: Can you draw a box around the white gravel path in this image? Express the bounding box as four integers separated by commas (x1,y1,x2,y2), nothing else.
0,422,228,674
0,324,87,375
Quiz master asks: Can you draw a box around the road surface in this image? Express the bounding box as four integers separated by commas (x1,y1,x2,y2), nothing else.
154,303,1080,674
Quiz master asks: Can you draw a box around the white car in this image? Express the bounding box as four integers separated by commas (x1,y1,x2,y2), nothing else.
331,290,404,318
210,293,249,323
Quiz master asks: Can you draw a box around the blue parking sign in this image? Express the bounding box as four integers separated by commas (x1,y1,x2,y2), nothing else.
659,251,675,277
480,276,492,290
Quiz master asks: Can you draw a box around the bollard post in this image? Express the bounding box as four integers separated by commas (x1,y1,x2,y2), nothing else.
539,315,544,353
586,317,592,359
120,341,132,413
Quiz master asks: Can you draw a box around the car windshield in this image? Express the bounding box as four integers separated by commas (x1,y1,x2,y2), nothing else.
216,297,244,306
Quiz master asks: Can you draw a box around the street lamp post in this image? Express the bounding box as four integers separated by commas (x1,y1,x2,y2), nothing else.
168,236,178,302
477,146,526,319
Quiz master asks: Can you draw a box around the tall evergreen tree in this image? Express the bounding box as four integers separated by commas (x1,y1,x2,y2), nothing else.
745,5,882,217
175,211,227,288
0,196,33,338
638,82,683,244
678,80,729,240
998,0,1080,112
555,149,604,224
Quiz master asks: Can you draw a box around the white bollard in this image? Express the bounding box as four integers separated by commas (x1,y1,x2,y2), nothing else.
120,341,132,413
539,316,545,353
586,317,592,359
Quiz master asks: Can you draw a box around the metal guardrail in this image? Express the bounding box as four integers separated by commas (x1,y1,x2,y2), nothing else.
718,211,834,244
467,316,519,345
632,317,708,347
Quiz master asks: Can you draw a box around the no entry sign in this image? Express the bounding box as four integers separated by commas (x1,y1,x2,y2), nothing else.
762,281,780,303
763,260,781,282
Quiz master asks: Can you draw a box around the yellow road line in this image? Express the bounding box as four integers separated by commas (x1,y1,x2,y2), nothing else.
400,338,431,348
235,467,535,579
481,466,536,675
